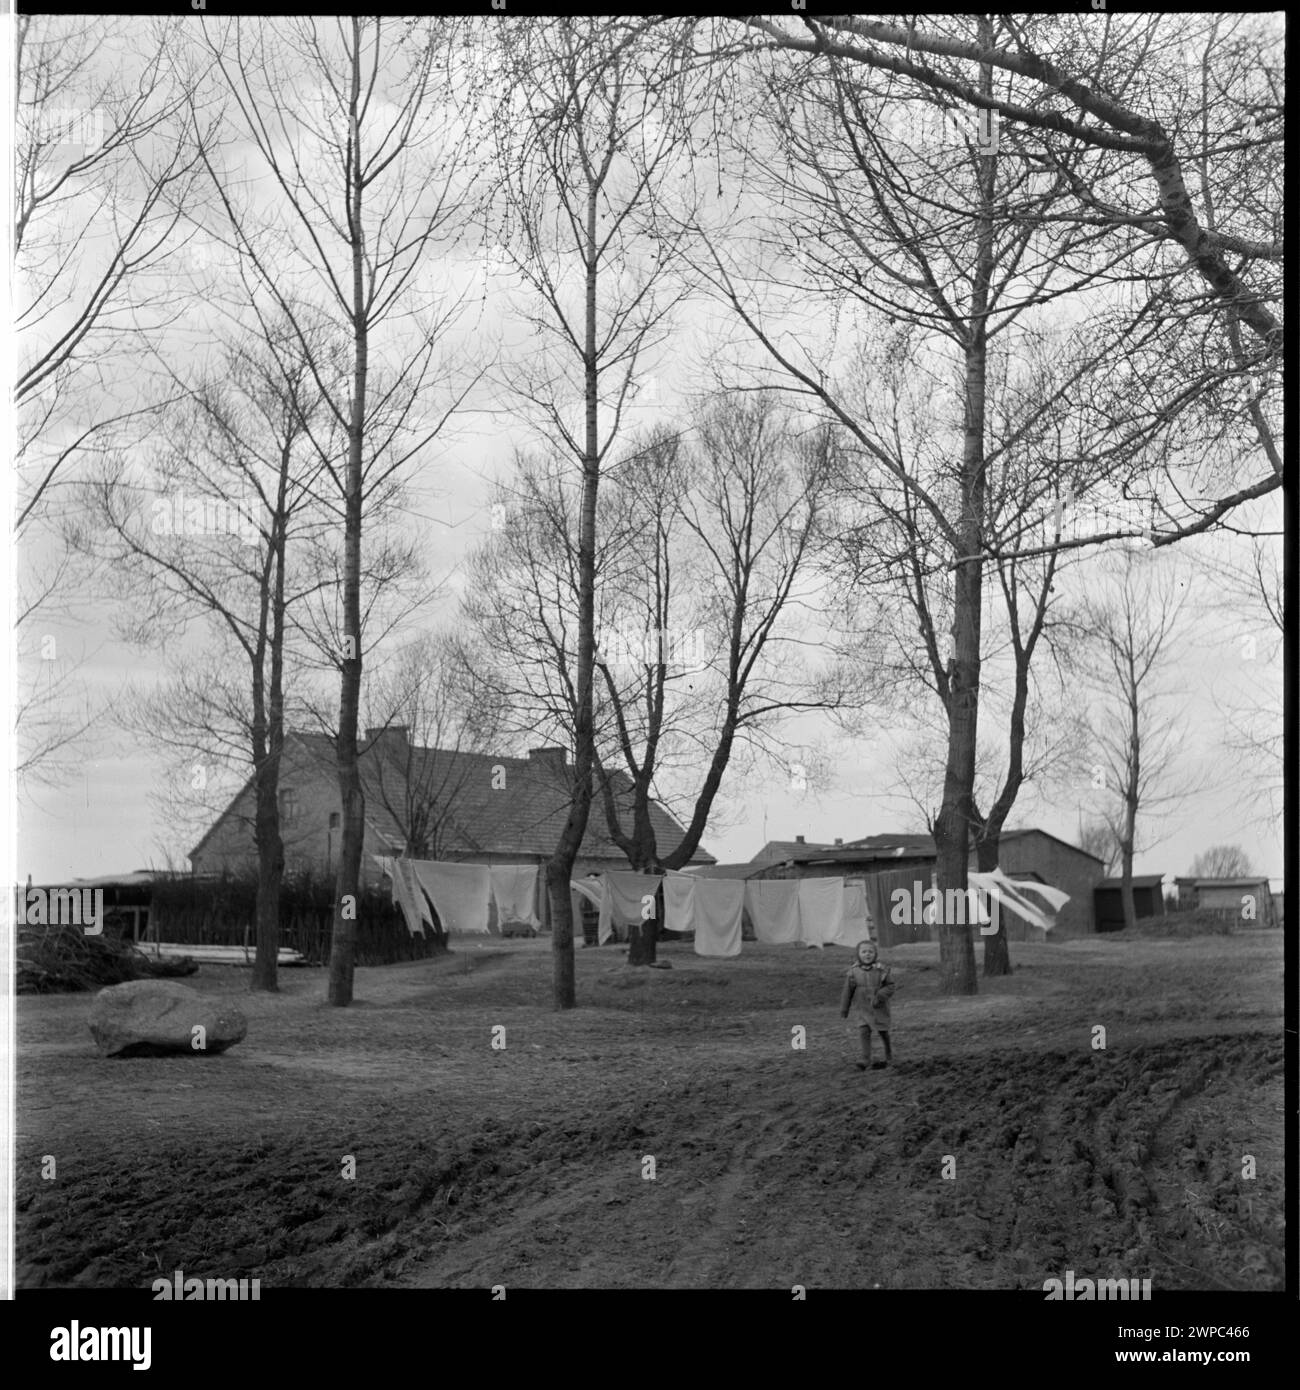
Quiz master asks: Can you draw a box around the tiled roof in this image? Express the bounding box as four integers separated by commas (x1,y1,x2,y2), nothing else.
291,733,714,864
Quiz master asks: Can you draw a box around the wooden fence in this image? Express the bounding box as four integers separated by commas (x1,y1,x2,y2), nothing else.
146,875,446,966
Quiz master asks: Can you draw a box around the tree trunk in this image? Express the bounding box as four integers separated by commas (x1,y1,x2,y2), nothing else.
250,769,284,992
548,174,603,1010
328,40,368,1007
623,846,661,966
932,20,995,999
251,458,291,992
546,862,577,1003
976,828,1012,977
1119,841,1138,932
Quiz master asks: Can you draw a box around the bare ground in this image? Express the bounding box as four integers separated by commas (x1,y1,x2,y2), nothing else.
14,932,1284,1291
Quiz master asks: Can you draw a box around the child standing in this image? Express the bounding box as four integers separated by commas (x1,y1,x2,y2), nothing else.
840,939,897,1070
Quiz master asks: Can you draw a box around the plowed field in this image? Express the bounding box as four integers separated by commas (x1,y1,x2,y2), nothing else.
15,933,1283,1291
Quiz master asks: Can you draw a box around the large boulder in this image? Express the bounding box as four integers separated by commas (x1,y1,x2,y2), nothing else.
89,980,247,1058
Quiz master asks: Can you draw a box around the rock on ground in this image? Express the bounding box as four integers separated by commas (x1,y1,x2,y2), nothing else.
89,980,247,1058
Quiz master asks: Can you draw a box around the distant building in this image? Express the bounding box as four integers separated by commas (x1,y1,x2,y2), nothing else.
189,730,713,926
735,828,1105,943
1094,875,1167,932
1175,876,1279,930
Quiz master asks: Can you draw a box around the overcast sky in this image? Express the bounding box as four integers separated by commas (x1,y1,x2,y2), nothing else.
9,16,1284,893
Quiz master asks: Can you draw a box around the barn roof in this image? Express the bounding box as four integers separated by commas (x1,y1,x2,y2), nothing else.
848,828,1103,859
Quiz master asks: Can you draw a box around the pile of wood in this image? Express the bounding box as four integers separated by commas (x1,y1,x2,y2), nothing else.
17,923,198,995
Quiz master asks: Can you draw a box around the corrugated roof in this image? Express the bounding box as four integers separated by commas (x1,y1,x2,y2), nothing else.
846,828,1105,863
748,839,852,865
1097,875,1167,889
291,733,714,864
1178,876,1271,890
680,862,761,880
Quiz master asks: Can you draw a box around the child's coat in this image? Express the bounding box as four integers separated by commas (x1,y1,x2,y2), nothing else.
840,959,896,1030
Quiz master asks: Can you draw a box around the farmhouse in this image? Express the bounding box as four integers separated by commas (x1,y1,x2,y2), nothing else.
726,828,1105,943
189,730,713,927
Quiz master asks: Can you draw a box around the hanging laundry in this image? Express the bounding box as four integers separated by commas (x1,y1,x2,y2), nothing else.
969,868,1068,933
663,873,698,933
744,880,801,944
490,864,540,931
604,870,665,936
797,876,844,949
692,879,744,958
835,880,872,947
376,856,430,938
570,876,611,944
409,860,491,935
987,868,1070,914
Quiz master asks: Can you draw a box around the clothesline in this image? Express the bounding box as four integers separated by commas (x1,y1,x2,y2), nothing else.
375,858,540,937
375,858,1068,949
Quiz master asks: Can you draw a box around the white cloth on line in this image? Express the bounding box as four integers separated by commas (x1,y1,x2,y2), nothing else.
663,873,697,933
490,864,539,930
409,860,491,935
988,868,1070,914
968,868,1065,932
692,878,744,957
570,877,611,942
744,880,800,945
835,880,871,947
797,876,844,949
604,870,664,935
376,856,431,937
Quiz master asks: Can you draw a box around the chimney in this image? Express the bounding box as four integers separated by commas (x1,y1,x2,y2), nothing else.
795,835,805,844
528,746,567,774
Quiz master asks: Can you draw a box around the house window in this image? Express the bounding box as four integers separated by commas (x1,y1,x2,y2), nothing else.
328,812,340,829
279,788,300,825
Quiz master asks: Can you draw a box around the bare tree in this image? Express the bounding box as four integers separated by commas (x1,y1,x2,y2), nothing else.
467,394,860,965
1078,819,1121,876
13,15,210,784
1189,845,1254,879
475,17,696,1006
1067,549,1198,932
197,17,481,1005
362,632,505,859
82,316,337,990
